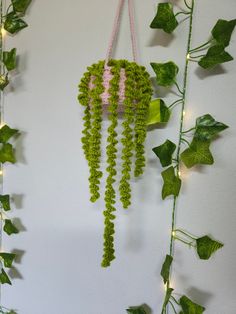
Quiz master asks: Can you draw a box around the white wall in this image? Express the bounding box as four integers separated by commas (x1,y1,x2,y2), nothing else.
2,0,236,313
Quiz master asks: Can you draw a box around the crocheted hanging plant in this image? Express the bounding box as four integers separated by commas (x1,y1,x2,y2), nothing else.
78,59,152,267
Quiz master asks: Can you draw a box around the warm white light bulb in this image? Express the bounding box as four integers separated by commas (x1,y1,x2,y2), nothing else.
0,170,3,176
178,171,181,177
183,111,186,117
1,27,6,38
172,231,176,238
187,53,190,60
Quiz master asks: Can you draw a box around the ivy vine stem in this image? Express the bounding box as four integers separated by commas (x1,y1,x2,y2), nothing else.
162,0,195,312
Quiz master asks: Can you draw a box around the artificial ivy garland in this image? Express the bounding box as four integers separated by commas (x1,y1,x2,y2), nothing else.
0,0,31,313
127,1,235,313
78,59,152,267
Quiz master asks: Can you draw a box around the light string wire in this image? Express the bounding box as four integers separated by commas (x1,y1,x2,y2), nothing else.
162,0,195,313
0,0,3,307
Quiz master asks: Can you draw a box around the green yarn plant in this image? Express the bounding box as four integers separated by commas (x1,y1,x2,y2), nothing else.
78,59,152,267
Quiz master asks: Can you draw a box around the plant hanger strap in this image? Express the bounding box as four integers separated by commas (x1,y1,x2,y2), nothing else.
105,0,138,65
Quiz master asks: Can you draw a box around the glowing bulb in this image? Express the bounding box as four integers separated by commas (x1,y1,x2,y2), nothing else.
178,171,181,177
164,283,168,292
1,27,6,38
187,53,190,60
0,170,3,176
183,111,186,117
172,231,176,238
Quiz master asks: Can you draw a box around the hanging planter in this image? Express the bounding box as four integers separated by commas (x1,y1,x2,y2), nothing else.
78,0,152,267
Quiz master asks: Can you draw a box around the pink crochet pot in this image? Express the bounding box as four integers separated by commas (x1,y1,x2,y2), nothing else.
89,65,127,112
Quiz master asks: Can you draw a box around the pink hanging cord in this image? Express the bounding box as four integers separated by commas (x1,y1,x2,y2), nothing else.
105,0,138,65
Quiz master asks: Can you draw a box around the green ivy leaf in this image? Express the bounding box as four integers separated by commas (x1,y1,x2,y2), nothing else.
0,75,9,91
0,195,11,211
3,48,17,71
150,3,178,34
153,140,176,167
12,0,32,13
0,125,19,143
161,254,173,284
0,253,16,268
211,19,236,47
163,288,174,308
6,311,17,314
0,268,12,285
3,219,19,236
147,99,170,125
181,139,214,168
179,295,205,314
161,166,181,199
151,62,179,87
194,114,228,140
198,45,233,69
196,235,223,260
4,12,28,34
0,143,16,164
126,306,147,314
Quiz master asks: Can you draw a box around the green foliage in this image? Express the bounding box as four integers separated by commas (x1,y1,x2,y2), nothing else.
0,195,11,211
4,12,28,34
3,49,17,71
0,143,16,164
0,253,16,268
179,295,205,314
0,125,18,143
150,3,178,34
0,269,12,285
194,114,228,141
181,138,213,168
151,61,179,87
198,44,233,69
153,140,176,167
12,0,32,13
102,62,121,267
126,306,147,314
211,19,236,47
3,219,19,236
0,75,9,91
146,99,170,125
161,254,173,284
133,64,152,178
196,235,223,260
161,166,181,199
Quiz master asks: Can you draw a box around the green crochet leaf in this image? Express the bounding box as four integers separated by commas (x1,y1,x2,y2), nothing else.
153,140,176,167
3,48,17,71
0,195,11,211
0,143,16,164
0,125,19,143
0,75,9,91
126,306,147,314
3,219,19,236
161,254,173,284
198,45,233,69
0,268,12,285
0,253,16,268
4,12,28,34
179,295,205,314
147,99,170,125
181,139,214,168
151,62,179,87
196,235,223,260
150,3,178,33
194,114,228,140
211,19,236,47
161,166,181,199
12,0,32,13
